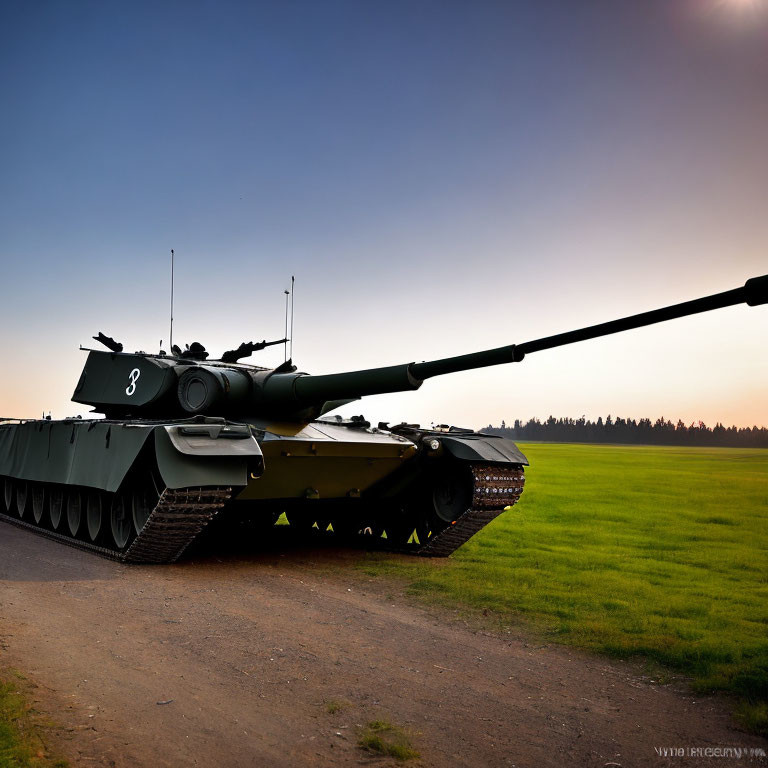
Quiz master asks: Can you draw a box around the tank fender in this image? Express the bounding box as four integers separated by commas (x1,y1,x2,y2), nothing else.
439,434,529,465
154,424,263,490
0,420,154,492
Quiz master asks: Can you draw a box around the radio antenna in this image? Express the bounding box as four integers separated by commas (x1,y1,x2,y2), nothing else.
283,289,290,361
289,275,295,361
169,248,175,353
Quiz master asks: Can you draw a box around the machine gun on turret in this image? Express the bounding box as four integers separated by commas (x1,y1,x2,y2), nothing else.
220,338,289,363
93,332,123,353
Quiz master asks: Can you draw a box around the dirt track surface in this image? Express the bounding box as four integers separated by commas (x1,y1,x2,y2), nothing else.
0,525,765,768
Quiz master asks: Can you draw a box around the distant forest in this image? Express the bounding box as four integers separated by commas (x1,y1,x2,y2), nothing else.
484,416,768,448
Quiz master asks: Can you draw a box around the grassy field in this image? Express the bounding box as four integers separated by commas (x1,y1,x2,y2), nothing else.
360,443,768,733
0,672,66,768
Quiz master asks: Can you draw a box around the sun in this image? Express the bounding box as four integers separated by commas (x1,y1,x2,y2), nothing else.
718,0,764,9
708,0,766,20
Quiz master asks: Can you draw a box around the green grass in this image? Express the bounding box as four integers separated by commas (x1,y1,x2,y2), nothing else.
324,698,347,714
0,673,67,768
357,720,420,761
360,443,768,733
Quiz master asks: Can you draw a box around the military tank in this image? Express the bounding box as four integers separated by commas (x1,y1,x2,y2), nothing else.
1,275,766,563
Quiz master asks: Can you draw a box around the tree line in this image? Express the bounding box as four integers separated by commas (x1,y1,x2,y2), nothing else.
484,416,768,448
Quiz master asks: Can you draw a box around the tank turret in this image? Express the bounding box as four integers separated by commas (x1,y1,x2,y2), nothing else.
73,275,767,421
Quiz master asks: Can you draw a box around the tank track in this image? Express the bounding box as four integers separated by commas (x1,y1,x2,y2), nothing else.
413,463,525,557
0,482,232,564
1,463,522,562
281,462,525,557
122,487,233,563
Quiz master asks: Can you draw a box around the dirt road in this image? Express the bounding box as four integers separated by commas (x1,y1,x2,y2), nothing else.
0,524,764,767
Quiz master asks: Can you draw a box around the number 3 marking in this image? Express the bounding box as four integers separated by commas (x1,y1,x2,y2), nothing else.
126,368,141,396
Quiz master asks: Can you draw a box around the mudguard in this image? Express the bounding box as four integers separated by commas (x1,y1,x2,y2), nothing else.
438,434,528,465
0,419,263,493
155,424,263,489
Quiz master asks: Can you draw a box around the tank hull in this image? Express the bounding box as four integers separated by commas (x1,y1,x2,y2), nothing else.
0,416,527,562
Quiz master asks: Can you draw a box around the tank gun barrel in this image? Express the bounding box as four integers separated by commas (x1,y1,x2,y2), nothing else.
410,274,768,380
521,274,767,355
276,275,767,412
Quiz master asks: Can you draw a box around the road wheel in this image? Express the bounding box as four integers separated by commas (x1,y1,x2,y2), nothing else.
111,493,133,550
432,466,473,523
16,481,28,519
132,484,156,535
87,491,103,542
32,484,45,525
3,478,13,513
67,491,82,537
50,488,64,530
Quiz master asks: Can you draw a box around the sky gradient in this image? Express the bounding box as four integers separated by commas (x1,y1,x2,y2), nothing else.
1,0,766,428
